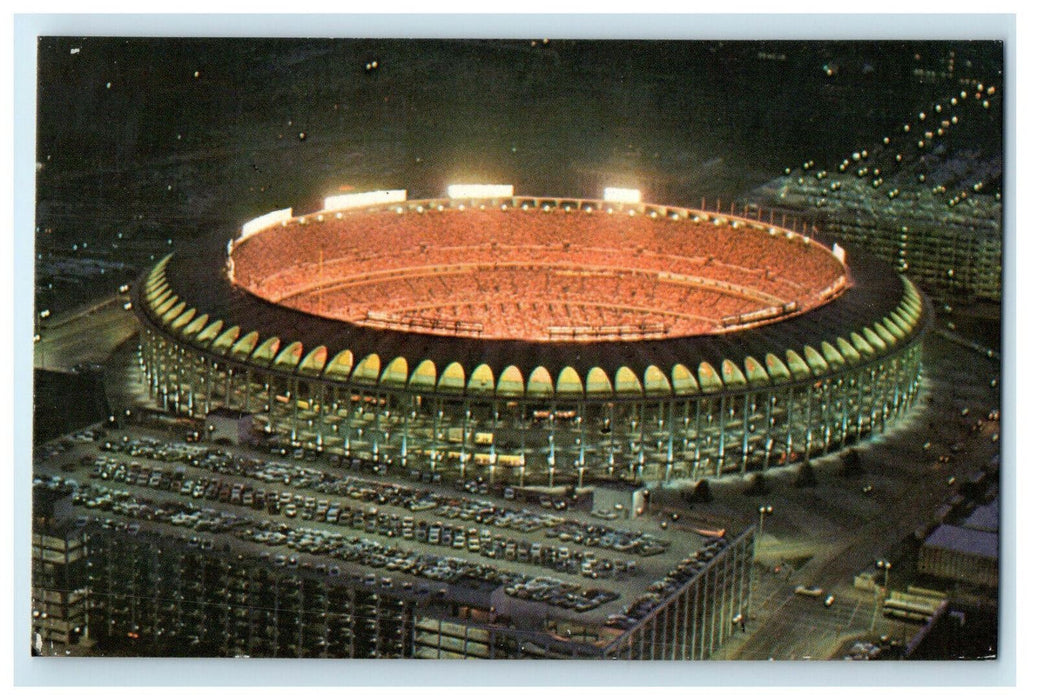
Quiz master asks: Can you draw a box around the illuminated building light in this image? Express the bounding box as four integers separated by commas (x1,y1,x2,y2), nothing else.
446,184,515,199
603,187,642,204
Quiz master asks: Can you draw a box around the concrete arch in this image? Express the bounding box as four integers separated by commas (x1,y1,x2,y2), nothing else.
671,364,699,394
720,359,747,389
252,336,282,366
497,365,524,397
585,366,613,397
697,361,723,393
785,350,812,381
614,366,643,396
468,363,495,394
527,366,554,398
273,341,304,370
298,346,329,376
643,365,672,396
323,349,355,380
556,366,584,397
352,353,382,384
744,355,771,387
229,330,260,360
438,361,466,392
409,359,437,390
381,356,410,387
211,325,241,352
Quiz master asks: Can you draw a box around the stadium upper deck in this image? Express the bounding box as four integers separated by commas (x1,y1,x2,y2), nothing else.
229,206,848,341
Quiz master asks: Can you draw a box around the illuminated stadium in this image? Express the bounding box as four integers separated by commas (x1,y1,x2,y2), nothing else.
135,185,929,484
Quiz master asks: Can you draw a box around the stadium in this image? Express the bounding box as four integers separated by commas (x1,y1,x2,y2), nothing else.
135,185,929,486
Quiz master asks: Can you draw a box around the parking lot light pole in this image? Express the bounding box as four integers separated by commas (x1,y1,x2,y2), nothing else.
757,505,773,540
870,559,892,631
748,505,773,622
878,559,891,590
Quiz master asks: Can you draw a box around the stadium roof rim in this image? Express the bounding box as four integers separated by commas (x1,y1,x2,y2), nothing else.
136,195,930,402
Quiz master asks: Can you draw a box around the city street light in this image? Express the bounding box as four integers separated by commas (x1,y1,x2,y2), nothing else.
871,559,893,631
746,505,774,625
876,559,892,590
757,504,773,539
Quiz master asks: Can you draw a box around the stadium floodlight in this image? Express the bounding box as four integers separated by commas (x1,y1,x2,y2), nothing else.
603,187,642,204
323,190,407,212
241,208,293,240
832,243,847,264
446,184,514,199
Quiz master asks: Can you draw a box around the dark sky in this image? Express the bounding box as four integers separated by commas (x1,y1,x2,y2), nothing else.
34,38,1003,252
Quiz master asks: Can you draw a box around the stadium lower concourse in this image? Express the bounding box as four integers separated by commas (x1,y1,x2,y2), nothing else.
135,188,929,486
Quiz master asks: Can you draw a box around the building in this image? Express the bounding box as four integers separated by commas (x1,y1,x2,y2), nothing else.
134,188,928,490
204,407,254,445
917,524,998,590
752,78,1002,305
31,484,88,647
592,484,649,520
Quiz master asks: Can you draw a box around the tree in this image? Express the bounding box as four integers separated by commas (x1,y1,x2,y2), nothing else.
841,448,863,476
744,473,769,496
794,460,818,487
693,478,713,503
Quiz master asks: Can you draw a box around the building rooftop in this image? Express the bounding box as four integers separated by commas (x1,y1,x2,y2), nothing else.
923,524,998,561
962,498,998,534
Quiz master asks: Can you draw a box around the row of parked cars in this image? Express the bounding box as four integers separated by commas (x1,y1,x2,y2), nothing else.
237,518,621,612
34,428,102,465
608,536,730,629
71,480,250,537
94,434,670,567
315,470,669,561
503,578,620,613
162,460,630,580
44,463,625,614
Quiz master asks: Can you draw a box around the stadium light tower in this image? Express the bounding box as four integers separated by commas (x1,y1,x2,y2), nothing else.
603,187,642,204
446,184,514,199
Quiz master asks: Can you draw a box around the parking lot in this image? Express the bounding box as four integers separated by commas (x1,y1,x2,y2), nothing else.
35,425,724,627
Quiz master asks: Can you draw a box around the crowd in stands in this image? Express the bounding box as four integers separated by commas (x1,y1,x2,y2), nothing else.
230,208,847,340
